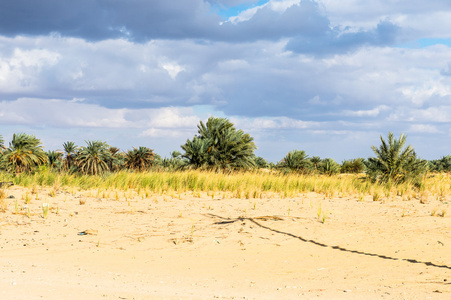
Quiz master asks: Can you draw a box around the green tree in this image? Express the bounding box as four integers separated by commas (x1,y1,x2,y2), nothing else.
1,133,48,173
318,158,340,175
181,136,210,168
253,156,268,169
161,151,185,170
47,150,63,170
310,156,321,171
278,150,313,173
429,156,451,172
366,132,428,185
76,140,112,175
124,146,155,171
341,158,366,174
181,117,257,170
108,146,124,171
62,141,78,172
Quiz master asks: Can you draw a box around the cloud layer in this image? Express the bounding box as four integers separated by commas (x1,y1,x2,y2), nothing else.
1,0,451,161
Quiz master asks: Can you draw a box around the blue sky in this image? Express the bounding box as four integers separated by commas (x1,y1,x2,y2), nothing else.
1,0,451,162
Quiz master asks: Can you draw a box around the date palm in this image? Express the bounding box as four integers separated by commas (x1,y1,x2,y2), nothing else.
181,136,210,168
47,150,63,170
182,117,257,170
367,132,428,185
124,146,155,171
278,150,312,173
108,146,124,171
62,141,78,171
1,133,48,173
76,140,112,175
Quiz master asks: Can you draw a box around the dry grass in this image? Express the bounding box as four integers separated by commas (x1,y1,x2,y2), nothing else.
0,189,7,212
2,169,451,203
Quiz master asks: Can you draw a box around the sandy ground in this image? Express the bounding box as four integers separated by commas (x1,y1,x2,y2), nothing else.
0,185,450,299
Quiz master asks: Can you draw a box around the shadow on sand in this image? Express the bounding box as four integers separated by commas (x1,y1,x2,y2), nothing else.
207,213,451,271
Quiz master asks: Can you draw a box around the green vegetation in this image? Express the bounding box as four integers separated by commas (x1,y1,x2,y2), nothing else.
278,150,312,173
76,140,112,175
125,146,155,171
0,121,449,198
181,117,257,170
366,132,428,186
1,133,48,173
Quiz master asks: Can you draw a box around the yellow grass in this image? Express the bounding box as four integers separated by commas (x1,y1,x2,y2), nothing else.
2,169,450,202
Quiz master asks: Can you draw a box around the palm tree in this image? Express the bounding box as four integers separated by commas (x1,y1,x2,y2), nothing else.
1,133,48,173
76,140,112,175
62,141,78,172
124,146,155,171
318,158,340,175
278,150,312,173
429,155,451,172
182,117,257,170
47,150,63,170
253,156,268,169
108,146,124,171
310,156,321,171
367,132,428,184
181,136,210,168
341,158,366,174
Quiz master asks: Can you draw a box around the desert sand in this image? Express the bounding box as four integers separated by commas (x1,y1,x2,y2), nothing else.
0,185,449,299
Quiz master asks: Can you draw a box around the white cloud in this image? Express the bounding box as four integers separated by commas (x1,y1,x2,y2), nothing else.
344,105,389,117
409,124,439,133
160,61,185,79
401,80,451,106
232,116,319,130
0,98,200,130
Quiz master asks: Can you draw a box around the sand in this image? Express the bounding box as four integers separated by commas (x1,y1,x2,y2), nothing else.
0,185,449,299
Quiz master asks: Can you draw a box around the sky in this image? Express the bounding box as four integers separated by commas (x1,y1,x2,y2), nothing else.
1,0,451,163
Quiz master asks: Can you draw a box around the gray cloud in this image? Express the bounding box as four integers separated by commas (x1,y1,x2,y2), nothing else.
0,0,399,55
286,20,399,55
441,62,451,76
0,0,220,41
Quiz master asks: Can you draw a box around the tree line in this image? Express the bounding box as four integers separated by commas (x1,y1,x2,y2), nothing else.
0,116,444,186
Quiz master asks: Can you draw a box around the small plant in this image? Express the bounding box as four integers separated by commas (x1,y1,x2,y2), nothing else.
358,194,364,202
42,202,49,219
373,191,381,202
14,200,19,214
79,198,86,205
25,192,31,204
317,203,328,223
